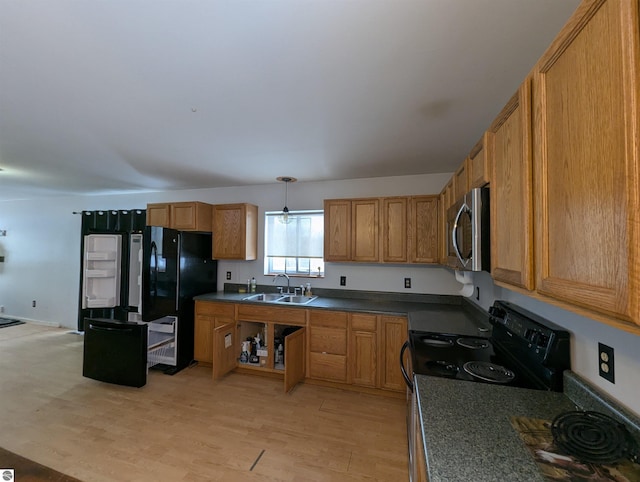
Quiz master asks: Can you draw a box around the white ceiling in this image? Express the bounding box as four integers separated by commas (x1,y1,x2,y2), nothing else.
0,0,580,202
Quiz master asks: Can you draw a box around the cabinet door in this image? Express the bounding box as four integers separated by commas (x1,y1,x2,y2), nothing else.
488,80,534,290
146,203,171,227
284,327,305,393
213,204,258,260
324,200,352,261
212,321,238,380
194,314,214,364
171,202,212,231
410,196,439,264
350,314,378,388
380,315,407,391
453,160,469,202
533,0,640,325
381,197,408,263
352,199,379,262
468,133,491,189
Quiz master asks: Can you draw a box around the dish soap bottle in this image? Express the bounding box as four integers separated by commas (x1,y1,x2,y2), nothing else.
305,283,312,296
250,277,257,293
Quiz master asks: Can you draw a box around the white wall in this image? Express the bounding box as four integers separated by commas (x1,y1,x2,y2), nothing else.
470,270,640,417
0,173,461,329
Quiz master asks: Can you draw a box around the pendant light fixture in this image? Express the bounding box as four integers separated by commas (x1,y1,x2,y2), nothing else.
276,176,297,224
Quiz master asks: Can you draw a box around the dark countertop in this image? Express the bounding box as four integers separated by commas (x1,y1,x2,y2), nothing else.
416,371,640,482
194,288,486,319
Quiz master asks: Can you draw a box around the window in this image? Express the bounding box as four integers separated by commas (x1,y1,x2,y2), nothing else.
264,210,324,277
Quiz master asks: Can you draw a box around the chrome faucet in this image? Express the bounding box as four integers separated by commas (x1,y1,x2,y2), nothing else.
273,274,291,294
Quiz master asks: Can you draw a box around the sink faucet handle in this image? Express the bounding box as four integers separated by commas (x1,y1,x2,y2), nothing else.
277,287,284,294
294,287,301,296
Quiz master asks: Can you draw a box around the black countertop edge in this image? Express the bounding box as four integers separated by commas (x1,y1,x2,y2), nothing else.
223,282,462,306
564,371,640,440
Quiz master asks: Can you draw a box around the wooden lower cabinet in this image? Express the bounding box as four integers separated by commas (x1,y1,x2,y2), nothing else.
198,302,408,394
194,301,235,365
308,310,348,383
349,313,378,388
380,315,408,391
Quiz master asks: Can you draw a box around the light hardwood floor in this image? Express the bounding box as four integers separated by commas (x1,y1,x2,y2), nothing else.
0,323,409,481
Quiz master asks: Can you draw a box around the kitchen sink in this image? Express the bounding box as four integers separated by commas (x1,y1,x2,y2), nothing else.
278,295,317,304
241,293,318,305
242,293,285,302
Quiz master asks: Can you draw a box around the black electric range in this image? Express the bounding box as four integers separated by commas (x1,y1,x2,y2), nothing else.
402,300,571,392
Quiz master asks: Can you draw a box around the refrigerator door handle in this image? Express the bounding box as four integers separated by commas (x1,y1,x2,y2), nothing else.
88,323,136,334
175,234,180,311
150,241,158,305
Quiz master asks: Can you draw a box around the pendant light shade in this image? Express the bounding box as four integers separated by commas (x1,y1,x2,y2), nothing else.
277,176,296,224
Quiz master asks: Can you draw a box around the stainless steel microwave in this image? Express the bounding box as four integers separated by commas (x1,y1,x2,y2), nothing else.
446,187,490,271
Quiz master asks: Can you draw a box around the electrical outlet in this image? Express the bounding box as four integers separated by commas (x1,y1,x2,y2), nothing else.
340,276,346,286
226,271,232,280
0,305,4,313
598,343,615,383
32,300,36,307
404,278,411,289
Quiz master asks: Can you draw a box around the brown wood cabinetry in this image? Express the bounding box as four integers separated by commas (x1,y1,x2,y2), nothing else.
212,203,258,260
488,79,534,290
212,303,306,392
453,160,469,203
308,310,348,382
468,133,491,189
326,196,438,265
352,199,379,262
146,201,212,231
194,301,235,365
532,0,640,329
381,197,408,263
410,195,439,263
324,199,352,261
379,315,408,391
349,313,378,388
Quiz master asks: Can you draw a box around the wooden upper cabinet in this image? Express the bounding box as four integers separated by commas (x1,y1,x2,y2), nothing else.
382,197,408,263
324,199,352,262
171,202,212,231
488,79,534,290
352,199,379,262
146,202,212,231
468,133,491,188
212,203,258,260
410,195,439,263
453,159,469,202
532,0,640,328
146,203,171,227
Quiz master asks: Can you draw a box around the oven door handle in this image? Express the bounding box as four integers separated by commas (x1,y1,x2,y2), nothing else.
400,340,414,392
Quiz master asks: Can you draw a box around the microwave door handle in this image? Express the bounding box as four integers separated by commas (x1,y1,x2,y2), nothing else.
452,204,467,266
400,341,414,392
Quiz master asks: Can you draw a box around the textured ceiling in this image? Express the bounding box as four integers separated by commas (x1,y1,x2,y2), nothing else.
0,0,580,201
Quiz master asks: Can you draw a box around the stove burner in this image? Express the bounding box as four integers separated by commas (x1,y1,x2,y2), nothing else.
551,411,639,464
463,361,515,384
418,335,454,347
424,360,459,377
456,338,490,350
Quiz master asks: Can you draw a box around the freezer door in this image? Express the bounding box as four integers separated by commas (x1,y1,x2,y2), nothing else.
82,318,148,387
82,234,122,309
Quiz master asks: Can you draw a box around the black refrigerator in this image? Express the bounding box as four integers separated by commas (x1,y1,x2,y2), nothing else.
142,227,217,374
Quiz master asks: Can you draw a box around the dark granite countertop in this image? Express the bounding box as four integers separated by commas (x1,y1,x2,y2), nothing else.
415,371,640,482
194,287,480,317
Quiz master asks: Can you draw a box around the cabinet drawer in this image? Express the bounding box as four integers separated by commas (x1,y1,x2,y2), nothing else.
309,310,348,329
195,301,235,317
350,313,377,332
309,352,347,382
310,326,347,355
237,305,306,325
